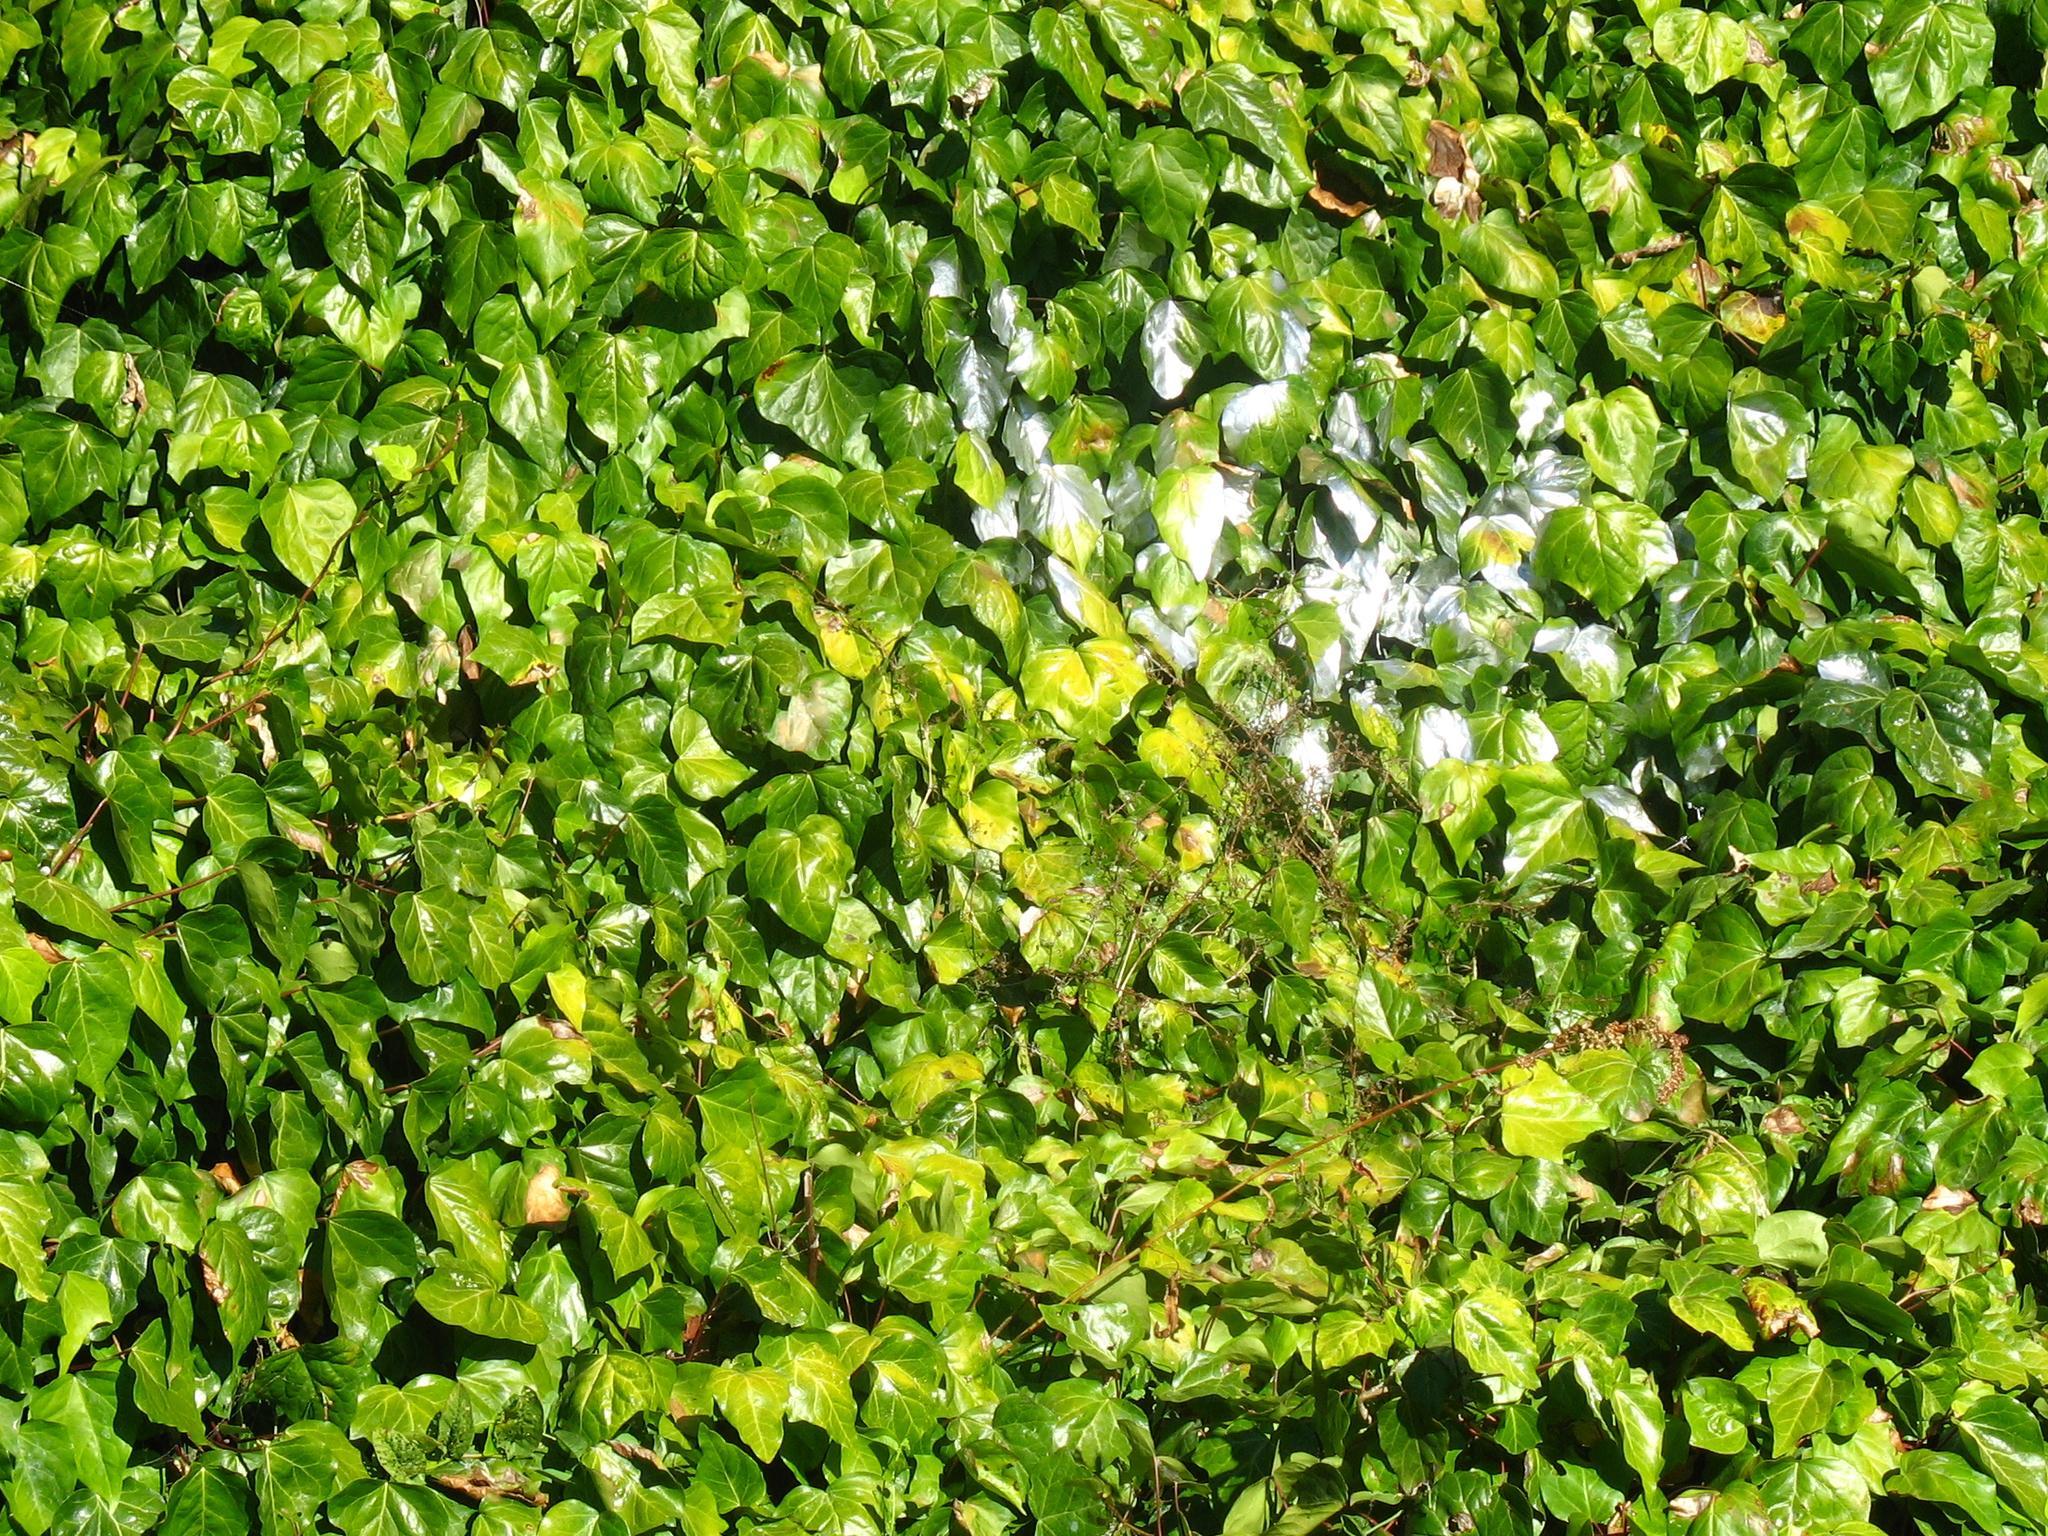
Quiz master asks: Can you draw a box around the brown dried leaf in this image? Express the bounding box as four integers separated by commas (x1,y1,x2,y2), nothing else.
524,1161,572,1226
1761,1105,1806,1140
328,1159,383,1216
1743,1277,1820,1339
122,356,148,415
282,822,329,857
1611,233,1684,266
1430,177,1482,225
1309,167,1369,219
434,1466,549,1507
1424,120,1468,179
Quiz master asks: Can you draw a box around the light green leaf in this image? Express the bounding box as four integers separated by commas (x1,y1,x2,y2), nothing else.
1499,1062,1608,1161
1453,1287,1539,1391
1652,9,1750,93
259,479,357,587
1867,0,1994,130
746,815,855,943
712,1365,789,1462
1535,494,1674,616
1563,386,1660,500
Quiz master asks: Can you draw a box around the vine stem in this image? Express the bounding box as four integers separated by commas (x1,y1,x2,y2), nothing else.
991,1038,1565,1356
163,507,375,742
47,799,107,876
167,419,465,743
108,866,236,912
50,424,464,881
53,560,341,865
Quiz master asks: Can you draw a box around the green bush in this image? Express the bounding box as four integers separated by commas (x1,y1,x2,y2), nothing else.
5,0,2048,1531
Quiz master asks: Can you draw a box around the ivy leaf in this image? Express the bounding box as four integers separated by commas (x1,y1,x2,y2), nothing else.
756,351,868,461
323,1211,422,1345
566,330,663,449
162,1464,257,1536
1453,1289,1539,1391
1652,9,1750,93
0,1179,52,1300
746,816,854,942
1789,2,1883,80
413,1267,549,1343
1432,366,1515,474
308,166,399,290
1535,495,1675,617
1866,0,1994,129
712,1365,789,1462
327,1479,467,1536
308,67,391,155
6,412,124,519
441,25,538,109
1180,64,1309,190
1110,130,1212,249
625,795,723,900
1892,1450,2014,1535
1675,911,1782,1025
1953,1394,2048,1526
1727,389,1810,499
200,1221,265,1357
1499,1063,1608,1161
1766,1357,1842,1458
259,480,358,587
249,21,349,87
1030,7,1107,121
1563,386,1660,500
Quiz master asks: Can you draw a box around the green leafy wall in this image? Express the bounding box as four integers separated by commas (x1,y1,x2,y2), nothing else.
4,0,2048,1532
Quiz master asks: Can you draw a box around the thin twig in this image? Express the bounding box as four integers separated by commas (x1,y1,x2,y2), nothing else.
109,866,236,912
166,421,465,741
188,692,273,739
994,1040,1565,1354
165,509,374,741
48,798,108,876
378,798,454,823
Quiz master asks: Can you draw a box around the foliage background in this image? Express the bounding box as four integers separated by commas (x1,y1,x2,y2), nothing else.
5,0,2048,1532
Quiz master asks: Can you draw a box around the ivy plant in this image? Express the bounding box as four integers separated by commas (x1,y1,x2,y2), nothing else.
5,0,2048,1533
